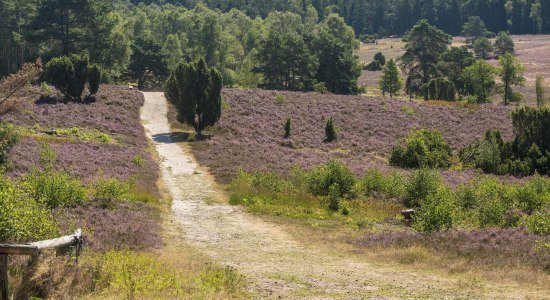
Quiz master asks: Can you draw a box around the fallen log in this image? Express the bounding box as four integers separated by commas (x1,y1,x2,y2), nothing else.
0,229,82,257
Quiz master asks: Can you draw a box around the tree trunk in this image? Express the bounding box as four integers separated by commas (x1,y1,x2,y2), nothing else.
504,81,509,105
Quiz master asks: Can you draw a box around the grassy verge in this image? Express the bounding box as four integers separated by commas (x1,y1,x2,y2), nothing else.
227,161,550,288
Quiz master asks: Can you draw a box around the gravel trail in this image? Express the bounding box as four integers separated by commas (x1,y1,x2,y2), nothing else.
140,92,531,299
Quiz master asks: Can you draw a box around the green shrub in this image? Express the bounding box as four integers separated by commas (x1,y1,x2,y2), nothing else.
250,171,294,194
92,177,132,202
88,64,101,94
478,197,507,228
455,184,478,209
314,82,328,94
328,183,340,211
360,169,406,199
275,94,286,104
0,123,18,164
0,176,58,243
360,169,385,196
523,211,550,235
24,170,87,208
45,53,90,101
413,187,457,232
324,117,337,142
284,117,291,138
390,129,452,169
472,178,512,228
307,160,356,198
514,175,549,214
401,105,415,116
404,169,442,208
132,155,145,167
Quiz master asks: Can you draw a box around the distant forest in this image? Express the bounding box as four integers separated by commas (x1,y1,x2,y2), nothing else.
136,0,550,35
1,0,549,83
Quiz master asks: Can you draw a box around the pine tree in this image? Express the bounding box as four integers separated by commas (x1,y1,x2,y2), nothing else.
494,31,515,57
400,20,452,99
379,59,402,98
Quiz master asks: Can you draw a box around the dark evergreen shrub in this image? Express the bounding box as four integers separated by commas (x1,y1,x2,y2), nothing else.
44,53,90,101
325,117,337,142
461,108,550,176
428,77,455,101
374,52,386,66
88,64,101,95
364,60,382,71
284,117,291,138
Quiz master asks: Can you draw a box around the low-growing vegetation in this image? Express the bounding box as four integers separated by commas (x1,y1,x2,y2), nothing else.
229,160,549,274
390,129,452,169
230,160,550,236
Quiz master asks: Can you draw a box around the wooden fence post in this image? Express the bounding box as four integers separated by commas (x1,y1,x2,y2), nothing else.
0,254,8,300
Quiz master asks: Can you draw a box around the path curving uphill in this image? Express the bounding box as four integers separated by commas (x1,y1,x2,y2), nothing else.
140,92,528,299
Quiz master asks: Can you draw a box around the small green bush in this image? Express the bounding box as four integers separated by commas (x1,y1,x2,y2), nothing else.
307,160,356,198
0,176,58,243
250,171,294,194
478,197,507,228
514,175,549,214
88,64,101,95
284,117,291,138
413,187,457,232
275,94,286,104
92,177,132,202
404,169,442,208
523,211,550,235
455,184,478,209
314,82,329,94
325,117,337,142
328,183,340,211
360,169,406,199
390,129,452,169
24,170,87,208
0,123,19,164
401,105,415,116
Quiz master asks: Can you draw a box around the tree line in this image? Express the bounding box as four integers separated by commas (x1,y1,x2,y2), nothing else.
132,0,550,36
0,0,362,94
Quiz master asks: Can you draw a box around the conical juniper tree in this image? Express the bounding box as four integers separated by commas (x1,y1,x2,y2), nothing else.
165,58,222,136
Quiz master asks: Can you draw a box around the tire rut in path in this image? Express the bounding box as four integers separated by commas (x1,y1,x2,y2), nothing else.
140,92,478,299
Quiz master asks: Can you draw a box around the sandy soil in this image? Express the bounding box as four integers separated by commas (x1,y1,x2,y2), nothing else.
140,92,541,299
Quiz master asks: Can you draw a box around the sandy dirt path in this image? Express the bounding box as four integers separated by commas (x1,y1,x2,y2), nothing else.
140,92,533,299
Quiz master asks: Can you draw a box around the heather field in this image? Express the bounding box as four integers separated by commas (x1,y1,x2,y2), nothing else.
0,86,248,298
190,88,515,185
2,85,158,186
359,35,550,104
